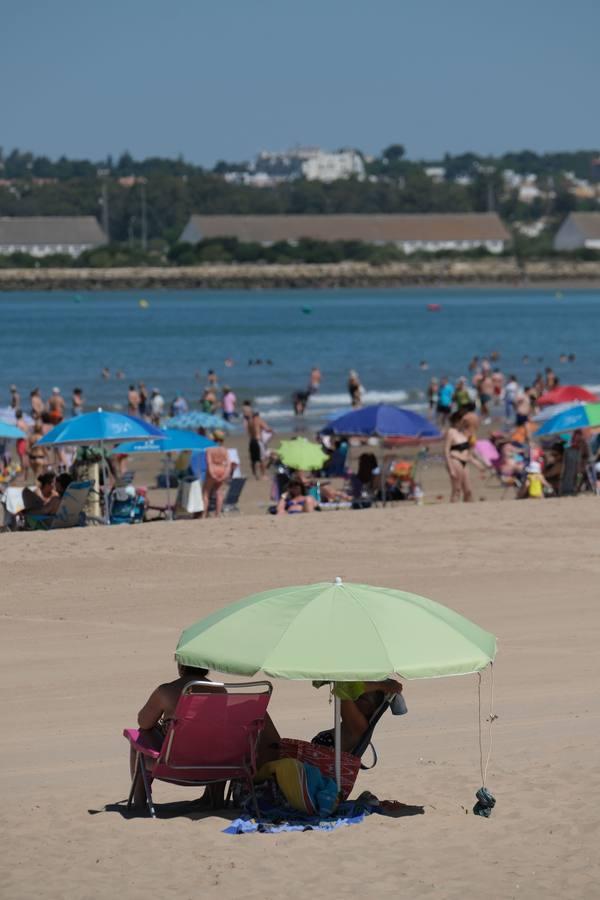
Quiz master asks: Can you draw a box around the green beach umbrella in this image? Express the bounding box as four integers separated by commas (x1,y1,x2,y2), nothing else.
176,579,496,680
277,437,328,472
175,578,496,790
176,578,496,791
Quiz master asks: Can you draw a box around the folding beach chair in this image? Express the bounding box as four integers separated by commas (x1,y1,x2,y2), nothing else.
24,480,92,530
124,680,272,818
207,477,247,514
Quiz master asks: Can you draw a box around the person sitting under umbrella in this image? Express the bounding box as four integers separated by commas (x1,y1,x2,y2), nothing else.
311,679,403,752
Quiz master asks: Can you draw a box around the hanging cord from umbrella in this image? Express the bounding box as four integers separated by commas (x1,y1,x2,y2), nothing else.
474,662,497,817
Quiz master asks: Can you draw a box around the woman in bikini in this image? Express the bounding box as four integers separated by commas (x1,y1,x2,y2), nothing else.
202,439,232,517
444,410,485,502
276,476,316,515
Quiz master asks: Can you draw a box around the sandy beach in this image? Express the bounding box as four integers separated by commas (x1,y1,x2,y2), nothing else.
2,495,599,900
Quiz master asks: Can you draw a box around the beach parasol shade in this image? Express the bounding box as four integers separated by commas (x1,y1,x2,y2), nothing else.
110,429,216,455
535,402,600,436
537,385,598,407
277,437,328,471
322,404,441,439
176,579,496,681
165,411,234,431
0,421,26,440
37,411,163,446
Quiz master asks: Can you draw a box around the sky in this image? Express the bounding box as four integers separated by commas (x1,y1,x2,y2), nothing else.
1,0,598,166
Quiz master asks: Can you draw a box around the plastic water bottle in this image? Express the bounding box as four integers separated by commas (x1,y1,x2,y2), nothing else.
390,693,408,715
413,484,424,506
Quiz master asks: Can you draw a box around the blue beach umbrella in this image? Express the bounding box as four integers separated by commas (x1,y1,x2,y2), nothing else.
0,421,25,440
535,402,600,437
323,404,442,439
37,411,163,523
111,429,217,519
165,411,234,432
110,429,216,455
37,410,163,446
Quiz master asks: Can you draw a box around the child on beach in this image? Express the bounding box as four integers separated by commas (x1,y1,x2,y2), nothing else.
519,461,550,499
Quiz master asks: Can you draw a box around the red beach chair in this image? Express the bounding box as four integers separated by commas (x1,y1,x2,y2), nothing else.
123,680,272,818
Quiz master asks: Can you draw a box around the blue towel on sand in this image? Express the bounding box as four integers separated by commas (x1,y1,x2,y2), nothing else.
223,801,373,835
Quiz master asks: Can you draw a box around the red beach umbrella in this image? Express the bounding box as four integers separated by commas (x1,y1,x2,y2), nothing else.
537,385,598,407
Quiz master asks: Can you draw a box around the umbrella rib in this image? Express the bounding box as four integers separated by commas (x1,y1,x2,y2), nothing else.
341,583,396,678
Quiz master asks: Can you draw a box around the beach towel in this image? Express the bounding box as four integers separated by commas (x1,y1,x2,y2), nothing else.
224,778,376,834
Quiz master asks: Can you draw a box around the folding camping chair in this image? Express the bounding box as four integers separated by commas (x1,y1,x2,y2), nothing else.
559,447,581,496
208,477,247,514
123,680,272,818
24,480,92,530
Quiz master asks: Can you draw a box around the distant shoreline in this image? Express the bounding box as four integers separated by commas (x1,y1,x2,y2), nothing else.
1,259,600,292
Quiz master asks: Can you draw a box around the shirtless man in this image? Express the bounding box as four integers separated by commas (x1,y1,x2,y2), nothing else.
30,388,44,419
132,664,226,809
248,411,271,479
132,663,280,810
48,388,65,424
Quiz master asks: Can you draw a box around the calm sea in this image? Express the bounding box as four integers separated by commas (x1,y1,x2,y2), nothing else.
2,287,599,430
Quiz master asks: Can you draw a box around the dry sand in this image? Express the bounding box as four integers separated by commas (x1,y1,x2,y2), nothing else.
2,496,599,900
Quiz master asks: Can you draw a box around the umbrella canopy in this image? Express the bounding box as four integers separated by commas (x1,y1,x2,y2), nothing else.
277,437,328,471
0,421,25,440
110,428,216,455
532,401,581,423
535,402,600,436
176,579,496,681
165,412,233,432
37,411,163,446
537,385,597,407
322,404,441,439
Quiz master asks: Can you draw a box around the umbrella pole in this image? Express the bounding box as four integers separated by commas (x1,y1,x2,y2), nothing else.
334,693,342,793
165,453,172,520
380,446,386,507
100,440,110,525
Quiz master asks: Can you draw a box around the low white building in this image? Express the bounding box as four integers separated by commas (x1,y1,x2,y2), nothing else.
179,213,511,254
0,216,106,257
553,213,600,251
301,150,365,182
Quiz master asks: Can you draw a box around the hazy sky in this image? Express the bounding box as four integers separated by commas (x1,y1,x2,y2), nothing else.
2,0,598,165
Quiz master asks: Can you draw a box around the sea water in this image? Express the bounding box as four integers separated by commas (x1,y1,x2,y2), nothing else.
1,287,599,431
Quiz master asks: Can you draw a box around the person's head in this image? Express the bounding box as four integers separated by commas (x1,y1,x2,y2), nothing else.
288,476,306,496
52,386,61,396
129,384,136,391
73,387,82,396
37,471,56,497
449,410,464,427
56,472,73,496
10,383,17,394
212,429,225,444
33,421,43,434
15,409,23,421
177,663,209,680
31,388,39,398
572,429,584,447
356,690,385,718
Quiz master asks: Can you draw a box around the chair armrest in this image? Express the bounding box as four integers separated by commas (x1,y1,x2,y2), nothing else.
122,728,161,759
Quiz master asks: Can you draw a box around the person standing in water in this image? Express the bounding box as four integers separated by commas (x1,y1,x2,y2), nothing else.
348,370,363,407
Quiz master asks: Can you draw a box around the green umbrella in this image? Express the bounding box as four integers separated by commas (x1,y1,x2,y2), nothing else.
176,578,496,790
277,437,328,472
176,578,495,680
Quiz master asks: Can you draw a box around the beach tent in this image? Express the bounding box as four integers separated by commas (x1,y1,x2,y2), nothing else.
535,402,600,437
37,410,163,522
176,577,496,792
111,429,216,516
537,385,597,407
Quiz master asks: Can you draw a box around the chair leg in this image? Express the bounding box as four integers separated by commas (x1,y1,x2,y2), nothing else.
127,753,141,812
247,774,260,820
139,758,156,818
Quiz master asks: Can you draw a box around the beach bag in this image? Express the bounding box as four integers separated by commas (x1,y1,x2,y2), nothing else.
176,478,203,514
275,738,360,800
